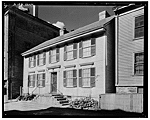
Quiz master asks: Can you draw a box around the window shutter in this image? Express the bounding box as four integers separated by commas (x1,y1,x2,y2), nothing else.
29,58,31,68
64,46,67,61
90,68,95,87
43,53,46,65
49,51,51,63
56,48,59,62
79,41,83,58
79,69,82,87
73,69,77,87
37,74,39,87
33,74,35,87
28,75,30,87
63,71,67,87
91,38,96,56
37,55,39,66
34,56,36,67
73,43,77,59
42,80,45,87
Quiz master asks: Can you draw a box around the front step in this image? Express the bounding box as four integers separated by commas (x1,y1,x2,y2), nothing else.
59,100,69,104
57,98,66,101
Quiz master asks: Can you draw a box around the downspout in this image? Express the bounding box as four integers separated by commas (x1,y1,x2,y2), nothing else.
115,14,119,86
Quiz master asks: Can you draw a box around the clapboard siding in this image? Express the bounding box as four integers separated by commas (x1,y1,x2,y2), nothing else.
118,8,144,86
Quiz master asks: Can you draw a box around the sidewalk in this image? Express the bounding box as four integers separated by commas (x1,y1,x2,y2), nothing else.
4,101,52,111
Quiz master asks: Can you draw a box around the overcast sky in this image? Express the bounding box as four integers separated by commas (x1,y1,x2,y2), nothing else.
38,5,115,31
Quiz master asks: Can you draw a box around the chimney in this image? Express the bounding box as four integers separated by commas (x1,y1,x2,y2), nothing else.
53,21,65,36
99,11,110,21
33,5,38,17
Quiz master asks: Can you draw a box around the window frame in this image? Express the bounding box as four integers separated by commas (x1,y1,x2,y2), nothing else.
134,52,144,76
37,52,46,66
29,55,36,68
49,48,59,64
28,74,36,88
37,73,45,87
133,14,144,39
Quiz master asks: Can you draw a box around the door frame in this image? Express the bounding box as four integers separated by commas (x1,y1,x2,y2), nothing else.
51,72,57,94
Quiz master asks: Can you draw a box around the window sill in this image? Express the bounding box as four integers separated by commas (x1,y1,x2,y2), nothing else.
65,86,76,88
50,61,59,64
131,74,144,77
133,36,144,41
38,86,45,88
29,86,35,88
29,66,35,68
37,64,46,67
81,86,92,88
65,58,76,61
81,55,95,59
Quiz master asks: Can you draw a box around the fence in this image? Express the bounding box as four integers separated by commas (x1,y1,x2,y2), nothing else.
99,93,143,113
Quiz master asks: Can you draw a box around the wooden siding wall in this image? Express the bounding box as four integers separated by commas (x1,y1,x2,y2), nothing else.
105,19,116,93
99,93,143,113
118,8,144,86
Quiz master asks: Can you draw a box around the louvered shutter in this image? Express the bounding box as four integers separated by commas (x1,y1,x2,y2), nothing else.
63,71,67,87
79,69,82,87
43,52,46,65
90,68,95,87
33,74,35,87
28,75,30,87
79,41,83,58
42,73,45,87
37,55,39,66
73,69,77,87
49,51,51,63
64,46,67,61
34,56,36,67
29,58,31,68
56,48,59,62
73,43,77,59
37,74,39,87
91,38,96,56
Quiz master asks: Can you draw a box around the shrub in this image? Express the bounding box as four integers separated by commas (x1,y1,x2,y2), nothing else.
69,97,98,109
18,94,36,101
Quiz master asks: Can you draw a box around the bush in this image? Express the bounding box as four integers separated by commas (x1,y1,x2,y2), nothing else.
18,94,36,101
69,97,98,109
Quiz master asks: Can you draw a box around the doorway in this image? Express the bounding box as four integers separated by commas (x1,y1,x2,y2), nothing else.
51,72,57,93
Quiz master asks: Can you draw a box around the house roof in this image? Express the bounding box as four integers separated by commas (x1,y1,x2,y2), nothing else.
22,15,115,56
4,5,60,31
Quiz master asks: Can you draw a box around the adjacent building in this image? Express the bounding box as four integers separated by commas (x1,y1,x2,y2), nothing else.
22,11,116,100
114,4,144,93
4,5,60,100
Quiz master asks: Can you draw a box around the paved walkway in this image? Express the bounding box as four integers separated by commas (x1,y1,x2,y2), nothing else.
4,101,52,111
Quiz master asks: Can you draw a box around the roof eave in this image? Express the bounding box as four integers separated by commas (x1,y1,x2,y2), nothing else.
22,27,105,57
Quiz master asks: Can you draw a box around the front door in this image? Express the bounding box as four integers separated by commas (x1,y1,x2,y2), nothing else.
51,72,57,93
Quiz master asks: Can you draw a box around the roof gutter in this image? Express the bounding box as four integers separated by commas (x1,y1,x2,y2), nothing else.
22,28,105,56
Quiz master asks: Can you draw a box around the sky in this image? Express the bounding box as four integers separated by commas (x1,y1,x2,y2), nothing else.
37,5,115,31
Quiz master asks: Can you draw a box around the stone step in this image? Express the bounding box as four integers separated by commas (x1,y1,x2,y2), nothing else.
51,94,62,96
54,96,64,99
59,100,69,104
56,98,66,101
61,103,70,106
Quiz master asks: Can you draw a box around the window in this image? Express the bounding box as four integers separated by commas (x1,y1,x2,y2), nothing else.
64,43,77,61
49,48,59,63
29,55,36,68
134,52,144,75
79,38,96,58
63,69,77,87
135,15,144,38
37,52,46,66
37,73,45,87
79,68,95,87
28,74,36,87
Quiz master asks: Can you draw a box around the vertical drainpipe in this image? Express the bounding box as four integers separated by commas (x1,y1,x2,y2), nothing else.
115,14,119,86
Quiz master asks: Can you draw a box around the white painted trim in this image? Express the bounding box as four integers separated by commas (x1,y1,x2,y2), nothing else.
22,28,105,56
119,6,144,17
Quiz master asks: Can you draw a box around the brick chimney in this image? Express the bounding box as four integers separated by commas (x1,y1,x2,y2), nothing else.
99,11,110,21
53,21,65,36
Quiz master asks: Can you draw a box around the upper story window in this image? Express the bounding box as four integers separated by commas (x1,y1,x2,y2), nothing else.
29,55,36,68
49,48,59,63
79,67,95,87
79,38,96,58
135,15,144,38
37,73,45,87
64,43,77,61
37,52,46,66
134,52,144,75
63,69,77,87
28,74,36,87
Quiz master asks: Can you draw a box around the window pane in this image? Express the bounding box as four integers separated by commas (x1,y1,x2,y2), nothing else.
82,69,90,87
66,70,73,87
67,44,73,51
83,40,91,48
83,47,91,57
135,15,144,28
135,27,144,38
67,51,73,60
